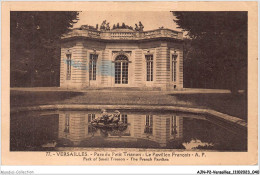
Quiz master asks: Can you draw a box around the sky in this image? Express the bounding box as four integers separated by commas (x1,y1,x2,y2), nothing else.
73,11,182,32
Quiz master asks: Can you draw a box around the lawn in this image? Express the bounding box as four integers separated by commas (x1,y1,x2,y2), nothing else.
10,89,247,120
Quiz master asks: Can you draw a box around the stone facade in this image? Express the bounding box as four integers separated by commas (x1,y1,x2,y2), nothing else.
60,27,183,90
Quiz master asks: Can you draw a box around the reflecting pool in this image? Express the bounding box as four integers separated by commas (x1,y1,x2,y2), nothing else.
10,110,247,151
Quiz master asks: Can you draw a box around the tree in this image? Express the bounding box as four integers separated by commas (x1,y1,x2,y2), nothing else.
11,11,79,87
172,12,247,93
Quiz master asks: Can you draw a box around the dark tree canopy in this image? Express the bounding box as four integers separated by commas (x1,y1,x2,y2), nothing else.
173,12,247,92
11,11,79,87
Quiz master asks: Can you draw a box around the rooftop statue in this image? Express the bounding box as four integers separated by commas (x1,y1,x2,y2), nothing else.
127,25,133,30
100,20,111,31
100,20,107,31
113,24,116,29
79,21,144,32
79,24,98,31
106,23,110,30
134,21,144,31
135,24,139,31
122,22,126,28
111,22,134,30
139,21,144,31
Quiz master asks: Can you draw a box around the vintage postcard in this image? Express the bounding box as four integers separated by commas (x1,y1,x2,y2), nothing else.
1,1,258,167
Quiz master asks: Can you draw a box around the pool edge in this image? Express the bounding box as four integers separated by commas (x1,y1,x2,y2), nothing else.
10,104,247,128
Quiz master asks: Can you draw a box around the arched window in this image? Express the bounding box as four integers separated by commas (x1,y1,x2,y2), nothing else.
115,55,129,84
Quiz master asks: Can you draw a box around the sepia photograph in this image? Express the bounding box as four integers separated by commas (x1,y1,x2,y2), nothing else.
1,1,258,168
10,10,248,151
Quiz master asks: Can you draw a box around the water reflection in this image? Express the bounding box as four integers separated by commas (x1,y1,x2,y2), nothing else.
10,110,247,151
57,112,184,148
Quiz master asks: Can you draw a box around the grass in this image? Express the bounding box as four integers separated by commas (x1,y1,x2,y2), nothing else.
171,93,247,121
11,90,84,106
10,89,247,120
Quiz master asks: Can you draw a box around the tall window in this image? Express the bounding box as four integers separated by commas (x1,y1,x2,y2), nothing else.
144,115,153,134
66,52,72,80
88,114,96,134
121,114,128,124
171,115,178,136
146,55,153,81
64,114,70,133
88,114,96,122
89,54,98,80
115,55,128,84
172,52,178,82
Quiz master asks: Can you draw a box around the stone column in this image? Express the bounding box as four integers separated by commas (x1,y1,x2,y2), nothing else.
155,42,170,90
71,41,87,89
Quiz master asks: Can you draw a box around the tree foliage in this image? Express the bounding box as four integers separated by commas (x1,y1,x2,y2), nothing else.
11,11,79,87
173,12,247,92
